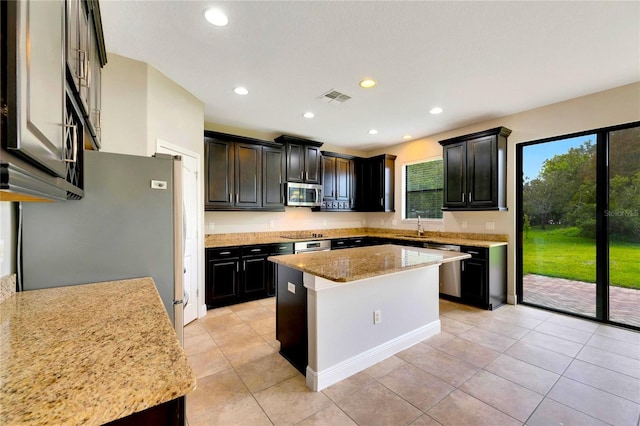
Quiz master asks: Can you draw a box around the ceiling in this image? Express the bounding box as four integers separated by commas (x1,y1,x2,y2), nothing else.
100,1,639,150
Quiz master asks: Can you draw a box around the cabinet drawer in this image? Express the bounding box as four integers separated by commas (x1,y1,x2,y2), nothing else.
241,245,270,257
208,247,240,260
271,243,294,255
331,238,350,249
462,247,488,260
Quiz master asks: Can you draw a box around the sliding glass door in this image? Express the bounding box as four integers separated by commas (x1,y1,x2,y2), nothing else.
518,122,639,329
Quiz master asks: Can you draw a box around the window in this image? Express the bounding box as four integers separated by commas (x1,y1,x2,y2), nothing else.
404,158,443,219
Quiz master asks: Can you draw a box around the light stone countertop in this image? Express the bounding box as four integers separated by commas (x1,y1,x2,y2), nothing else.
205,228,508,249
268,244,471,283
0,277,196,425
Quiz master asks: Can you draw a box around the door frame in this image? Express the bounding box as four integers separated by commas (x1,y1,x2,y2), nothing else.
156,139,206,320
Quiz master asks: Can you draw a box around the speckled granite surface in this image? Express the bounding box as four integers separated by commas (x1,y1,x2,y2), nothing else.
0,277,196,425
0,273,15,304
205,228,507,249
268,244,470,282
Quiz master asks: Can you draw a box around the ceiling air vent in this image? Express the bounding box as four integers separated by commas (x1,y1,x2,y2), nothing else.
317,89,351,104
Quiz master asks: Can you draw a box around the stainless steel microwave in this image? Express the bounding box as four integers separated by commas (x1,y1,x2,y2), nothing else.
285,182,322,207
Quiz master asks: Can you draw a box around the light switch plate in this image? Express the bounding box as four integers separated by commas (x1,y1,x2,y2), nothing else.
151,180,168,190
287,282,296,294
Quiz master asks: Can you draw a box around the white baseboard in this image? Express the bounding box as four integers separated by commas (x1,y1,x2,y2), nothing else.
305,320,440,391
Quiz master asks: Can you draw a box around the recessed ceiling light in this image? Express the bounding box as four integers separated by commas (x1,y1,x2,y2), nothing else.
403,135,412,140
204,8,229,26
430,107,443,115
302,112,315,118
359,79,376,88
234,87,248,95
368,129,378,135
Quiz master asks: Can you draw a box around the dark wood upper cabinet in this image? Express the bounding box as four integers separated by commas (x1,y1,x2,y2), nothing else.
318,151,356,211
275,135,323,184
439,127,511,211
204,131,284,211
321,156,336,201
355,154,396,212
335,157,350,202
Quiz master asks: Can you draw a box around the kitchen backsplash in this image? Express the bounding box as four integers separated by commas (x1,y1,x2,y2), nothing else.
0,274,16,304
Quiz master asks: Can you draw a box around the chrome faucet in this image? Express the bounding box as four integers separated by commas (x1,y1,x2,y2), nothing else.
417,215,424,236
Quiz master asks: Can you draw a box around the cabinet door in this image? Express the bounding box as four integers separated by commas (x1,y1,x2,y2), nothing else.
205,140,233,208
206,259,240,307
349,159,357,209
461,258,488,308
335,157,350,202
262,145,284,209
235,143,261,208
304,146,321,184
286,143,304,182
242,256,268,297
369,158,384,211
467,136,497,208
7,0,67,177
443,142,467,208
321,156,336,201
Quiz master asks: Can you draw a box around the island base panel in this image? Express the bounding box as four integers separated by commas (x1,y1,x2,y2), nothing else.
275,265,307,374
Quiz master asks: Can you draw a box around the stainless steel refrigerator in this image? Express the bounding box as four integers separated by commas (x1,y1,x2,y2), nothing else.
20,150,184,343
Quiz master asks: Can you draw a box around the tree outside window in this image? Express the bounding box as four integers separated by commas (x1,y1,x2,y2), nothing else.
404,159,443,219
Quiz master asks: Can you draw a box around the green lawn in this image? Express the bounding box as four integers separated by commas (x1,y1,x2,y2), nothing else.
523,226,640,290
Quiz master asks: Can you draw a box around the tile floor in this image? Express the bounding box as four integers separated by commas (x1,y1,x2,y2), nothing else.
184,297,640,426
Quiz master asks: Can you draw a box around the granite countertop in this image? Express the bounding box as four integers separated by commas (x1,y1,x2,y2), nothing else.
205,228,507,249
268,244,471,282
0,277,196,425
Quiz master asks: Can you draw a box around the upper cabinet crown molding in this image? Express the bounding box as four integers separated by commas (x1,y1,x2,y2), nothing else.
439,126,511,211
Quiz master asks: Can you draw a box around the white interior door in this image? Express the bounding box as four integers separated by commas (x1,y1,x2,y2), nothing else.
156,141,201,326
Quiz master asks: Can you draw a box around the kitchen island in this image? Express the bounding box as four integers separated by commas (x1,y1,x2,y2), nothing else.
269,244,470,391
0,277,196,425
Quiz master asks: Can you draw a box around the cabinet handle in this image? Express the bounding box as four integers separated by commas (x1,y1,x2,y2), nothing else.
462,261,465,272
77,49,88,82
243,260,246,270
251,248,261,252
305,171,308,181
63,124,78,163
462,193,465,203
380,198,384,206
469,192,472,203
220,251,231,255
228,194,232,203
468,251,479,255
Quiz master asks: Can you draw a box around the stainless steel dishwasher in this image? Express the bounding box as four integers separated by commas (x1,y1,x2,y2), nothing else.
424,243,462,297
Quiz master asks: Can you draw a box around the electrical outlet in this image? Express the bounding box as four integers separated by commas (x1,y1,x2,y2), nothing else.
269,220,275,229
208,222,215,231
461,221,468,229
392,220,397,226
373,309,382,324
485,221,495,230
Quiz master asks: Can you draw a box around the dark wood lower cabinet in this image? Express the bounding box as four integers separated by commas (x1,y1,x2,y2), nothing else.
275,265,307,374
104,396,185,426
460,245,507,310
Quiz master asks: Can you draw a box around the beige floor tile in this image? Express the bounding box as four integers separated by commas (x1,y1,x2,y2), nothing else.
229,299,266,312
437,337,501,368
335,382,422,426
201,311,244,332
219,335,276,368
422,331,456,348
322,372,375,403
397,343,479,386
546,313,600,333
505,341,573,374
535,321,593,344
548,377,640,425
236,305,275,322
576,345,640,379
520,330,584,357
209,322,260,346
586,333,640,360
362,355,407,378
254,375,332,425
459,370,543,422
189,395,272,426
490,310,544,329
247,314,277,335
564,359,640,403
187,347,232,379
204,306,233,318
427,390,520,426
296,404,357,426
186,369,251,420
184,321,209,338
183,331,217,356
594,324,640,345
484,354,560,395
257,296,276,307
441,308,492,326
378,363,454,411
410,414,443,426
235,352,300,393
476,317,531,340
527,398,608,426
261,329,281,350
459,327,517,352
514,304,554,320
439,317,474,336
